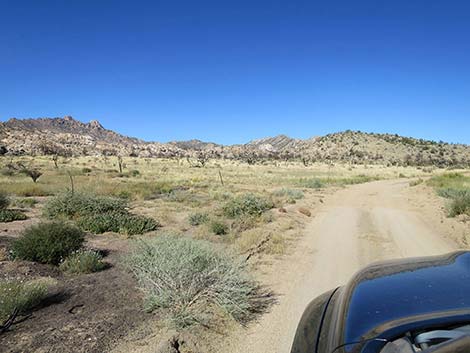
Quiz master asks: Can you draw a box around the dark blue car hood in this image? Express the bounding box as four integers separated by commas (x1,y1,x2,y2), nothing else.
336,251,470,347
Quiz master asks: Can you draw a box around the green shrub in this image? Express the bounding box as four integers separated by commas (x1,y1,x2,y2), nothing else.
11,222,85,265
43,192,127,219
188,212,209,226
76,212,159,235
448,195,470,217
130,169,140,177
60,250,106,274
81,167,92,174
0,278,54,323
299,178,324,189
44,192,158,235
210,220,228,235
437,188,470,199
272,188,304,203
0,192,10,210
0,209,27,222
12,197,37,208
223,194,273,218
427,173,468,188
127,235,263,328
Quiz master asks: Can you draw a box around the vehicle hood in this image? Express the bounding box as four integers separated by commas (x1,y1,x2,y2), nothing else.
335,251,470,347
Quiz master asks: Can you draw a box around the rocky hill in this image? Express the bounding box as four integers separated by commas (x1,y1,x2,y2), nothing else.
1,116,469,167
0,116,180,158
246,135,303,153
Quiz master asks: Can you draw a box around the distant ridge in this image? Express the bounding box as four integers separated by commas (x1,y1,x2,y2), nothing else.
1,116,469,167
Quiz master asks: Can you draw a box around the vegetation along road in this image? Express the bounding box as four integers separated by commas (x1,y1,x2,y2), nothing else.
223,179,459,353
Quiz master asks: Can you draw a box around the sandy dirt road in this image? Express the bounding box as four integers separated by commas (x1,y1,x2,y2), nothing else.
224,179,460,353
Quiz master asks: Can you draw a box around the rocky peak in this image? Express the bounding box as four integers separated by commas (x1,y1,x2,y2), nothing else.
87,120,104,129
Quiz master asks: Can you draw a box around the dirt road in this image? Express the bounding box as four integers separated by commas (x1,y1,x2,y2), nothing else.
224,179,459,353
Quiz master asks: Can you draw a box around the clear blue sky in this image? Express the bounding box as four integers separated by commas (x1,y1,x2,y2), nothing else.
1,1,470,144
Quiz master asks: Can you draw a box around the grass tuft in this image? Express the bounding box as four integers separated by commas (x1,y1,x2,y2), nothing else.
0,278,56,323
0,209,27,222
209,220,228,235
188,212,209,226
127,235,267,328
60,250,106,274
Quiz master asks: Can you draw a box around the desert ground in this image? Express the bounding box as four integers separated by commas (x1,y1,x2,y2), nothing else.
0,156,469,353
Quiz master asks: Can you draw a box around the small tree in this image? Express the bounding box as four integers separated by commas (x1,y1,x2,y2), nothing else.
22,169,42,183
196,151,208,167
301,156,311,167
117,156,123,173
52,154,59,169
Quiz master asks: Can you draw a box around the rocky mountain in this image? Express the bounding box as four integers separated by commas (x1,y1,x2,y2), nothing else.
1,116,469,167
167,139,222,151
0,116,179,158
246,135,303,153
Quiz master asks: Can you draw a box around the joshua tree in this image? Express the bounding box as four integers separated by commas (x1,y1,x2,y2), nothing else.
52,154,59,169
301,155,311,167
22,168,42,183
196,151,209,167
117,156,123,173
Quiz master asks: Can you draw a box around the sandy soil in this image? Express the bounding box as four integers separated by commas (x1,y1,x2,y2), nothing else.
221,179,464,353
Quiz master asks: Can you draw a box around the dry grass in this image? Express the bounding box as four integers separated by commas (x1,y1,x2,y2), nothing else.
0,155,451,254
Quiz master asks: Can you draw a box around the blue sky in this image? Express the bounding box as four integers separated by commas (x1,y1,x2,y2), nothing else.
1,1,469,144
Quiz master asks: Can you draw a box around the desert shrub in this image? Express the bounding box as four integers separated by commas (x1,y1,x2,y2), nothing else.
130,169,140,177
188,212,209,226
60,250,106,274
437,188,470,199
12,197,37,208
427,173,468,188
448,195,470,217
210,220,228,235
44,192,158,235
300,178,324,189
11,222,85,265
127,235,262,328
0,193,27,222
0,209,27,222
76,212,159,235
0,192,10,210
81,167,92,174
272,188,304,203
0,278,54,323
223,194,273,218
43,192,127,219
